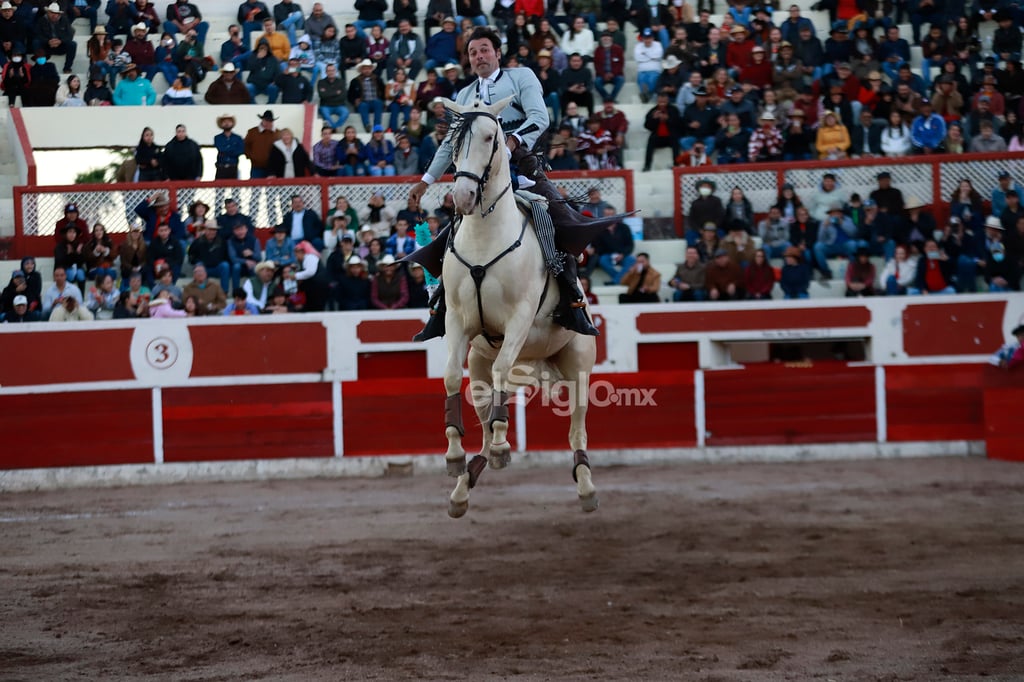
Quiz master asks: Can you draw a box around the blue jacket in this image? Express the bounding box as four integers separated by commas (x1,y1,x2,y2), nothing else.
424,29,458,64
910,113,946,150
385,233,416,256
135,200,186,242
780,262,811,298
227,233,263,267
264,235,297,267
362,139,395,166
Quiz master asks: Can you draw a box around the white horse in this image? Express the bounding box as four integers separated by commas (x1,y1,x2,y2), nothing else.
439,96,598,518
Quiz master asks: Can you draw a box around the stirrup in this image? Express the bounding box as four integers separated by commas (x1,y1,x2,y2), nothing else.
554,305,599,336
413,303,446,342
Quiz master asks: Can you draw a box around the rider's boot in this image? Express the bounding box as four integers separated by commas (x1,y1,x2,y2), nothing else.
552,255,599,336
413,282,447,342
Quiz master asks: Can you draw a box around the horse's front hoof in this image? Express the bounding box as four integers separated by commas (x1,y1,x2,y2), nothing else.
448,499,468,518
579,492,599,513
446,457,467,477
488,445,511,470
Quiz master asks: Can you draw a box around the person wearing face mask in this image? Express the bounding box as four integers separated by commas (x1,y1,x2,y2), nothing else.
0,50,30,106
908,239,956,295
685,178,724,245
981,218,1022,292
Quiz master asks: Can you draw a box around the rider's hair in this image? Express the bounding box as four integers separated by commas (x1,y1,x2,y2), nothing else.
466,26,502,54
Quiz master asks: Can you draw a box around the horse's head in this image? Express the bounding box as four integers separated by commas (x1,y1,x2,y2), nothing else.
446,96,514,216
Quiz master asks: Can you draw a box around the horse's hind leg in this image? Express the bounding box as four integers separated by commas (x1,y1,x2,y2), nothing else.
555,333,598,512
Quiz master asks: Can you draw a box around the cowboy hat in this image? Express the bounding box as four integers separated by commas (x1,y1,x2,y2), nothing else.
221,62,236,72
203,219,221,230
904,196,926,210
985,215,1005,230
661,55,682,69
216,113,236,126
44,2,62,12
441,15,456,24
258,109,277,120
346,255,365,267
357,58,374,68
0,2,13,10
131,22,148,32
1012,324,1024,337
255,260,276,273
730,24,747,34
121,62,138,74
93,26,107,34
150,191,170,207
378,254,397,266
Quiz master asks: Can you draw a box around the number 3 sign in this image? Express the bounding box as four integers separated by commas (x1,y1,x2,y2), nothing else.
130,324,194,385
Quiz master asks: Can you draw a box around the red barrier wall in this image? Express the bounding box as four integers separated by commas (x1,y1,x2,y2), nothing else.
704,363,876,446
886,365,987,442
162,384,334,462
0,390,153,468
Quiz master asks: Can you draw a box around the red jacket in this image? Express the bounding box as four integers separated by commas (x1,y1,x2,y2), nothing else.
514,0,543,17
593,44,625,79
726,40,754,70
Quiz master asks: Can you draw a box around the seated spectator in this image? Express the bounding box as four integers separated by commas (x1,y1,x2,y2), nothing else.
241,260,277,310
148,222,185,281
394,134,420,176
246,41,280,102
790,205,831,279
335,255,371,310
982,225,1021,293
54,225,87,289
634,27,663,103
593,219,635,284
370,254,408,309
816,202,861,265
85,272,120,320
910,98,946,154
879,109,912,156
781,107,814,160
993,171,1024,218
261,287,295,314
879,244,917,295
695,222,720,263
849,108,883,157
49,295,94,322
722,219,755,266
908,239,956,295
809,172,845,223
113,62,156,104
187,220,233,291
161,74,195,105
223,287,261,315
593,31,625,104
779,246,810,299
226,221,262,291
1,270,35,319
758,206,793,259
704,248,744,301
670,246,706,302
845,248,877,297
714,112,750,164
719,85,756,129
55,74,86,106
336,125,369,176
3,295,41,323
120,272,152,317
385,219,416,257
747,111,783,161
136,190,186,241
359,191,396,238
618,253,661,304
685,178,723,244
970,119,1008,153
183,262,227,313
262,225,295,270
363,125,396,176
744,249,775,300
903,196,936,247
406,262,428,308
547,122,579,170
205,62,250,104
675,138,711,167
815,109,850,159
279,193,323,248
83,223,117,282
151,262,183,302
348,58,385,131
560,52,595,117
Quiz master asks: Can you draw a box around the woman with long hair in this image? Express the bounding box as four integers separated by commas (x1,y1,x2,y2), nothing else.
880,109,912,156
134,126,164,182
773,183,804,224
948,178,985,233
83,222,116,282
744,248,776,300
386,67,415,132
56,74,86,106
336,125,368,176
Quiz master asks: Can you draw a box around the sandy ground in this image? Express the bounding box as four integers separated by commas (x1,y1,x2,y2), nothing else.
2,455,1024,682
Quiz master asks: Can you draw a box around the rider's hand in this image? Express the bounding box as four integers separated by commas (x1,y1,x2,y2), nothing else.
410,181,428,204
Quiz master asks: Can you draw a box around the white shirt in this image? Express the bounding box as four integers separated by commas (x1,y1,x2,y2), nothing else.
634,40,664,73
291,210,305,241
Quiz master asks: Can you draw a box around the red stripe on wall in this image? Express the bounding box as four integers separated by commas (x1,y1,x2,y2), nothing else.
636,307,872,334
637,342,700,372
902,300,1007,357
886,364,986,442
162,384,333,462
704,363,876,446
342,377,515,456
525,371,697,451
0,390,153,468
358,350,426,379
0,329,135,387
188,323,327,377
356,318,426,344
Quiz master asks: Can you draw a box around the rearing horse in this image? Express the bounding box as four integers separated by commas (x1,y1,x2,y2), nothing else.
439,96,598,518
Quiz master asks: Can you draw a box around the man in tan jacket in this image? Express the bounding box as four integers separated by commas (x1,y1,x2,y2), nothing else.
619,252,662,303
183,263,227,314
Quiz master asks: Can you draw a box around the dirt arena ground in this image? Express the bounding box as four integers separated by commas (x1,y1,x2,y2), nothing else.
2,455,1024,681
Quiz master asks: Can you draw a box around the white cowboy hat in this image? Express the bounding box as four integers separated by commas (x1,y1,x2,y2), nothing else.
904,196,926,210
44,2,62,12
985,215,1005,230
132,22,148,33
661,55,682,69
216,112,236,126
357,58,374,68
221,62,236,72
378,255,397,266
346,256,364,266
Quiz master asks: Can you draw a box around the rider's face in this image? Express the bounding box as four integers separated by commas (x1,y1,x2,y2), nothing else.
467,37,500,79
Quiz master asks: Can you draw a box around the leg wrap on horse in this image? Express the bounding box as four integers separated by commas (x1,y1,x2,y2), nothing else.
467,454,487,489
445,393,464,436
489,389,510,429
571,449,591,482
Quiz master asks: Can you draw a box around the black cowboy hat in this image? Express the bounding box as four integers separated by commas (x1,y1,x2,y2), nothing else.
1013,324,1024,337
258,110,277,120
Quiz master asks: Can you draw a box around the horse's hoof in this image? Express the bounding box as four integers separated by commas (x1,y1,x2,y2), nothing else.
448,499,468,518
488,448,511,470
579,492,599,513
446,457,467,477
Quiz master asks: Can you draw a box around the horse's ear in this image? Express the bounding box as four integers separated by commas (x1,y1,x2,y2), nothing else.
443,98,463,116
489,96,514,117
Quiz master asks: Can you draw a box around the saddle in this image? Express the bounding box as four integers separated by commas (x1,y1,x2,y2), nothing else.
403,190,630,279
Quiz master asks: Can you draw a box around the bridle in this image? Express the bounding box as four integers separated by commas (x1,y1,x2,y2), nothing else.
449,109,512,218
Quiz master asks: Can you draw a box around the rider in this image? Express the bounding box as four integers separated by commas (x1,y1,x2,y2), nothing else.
409,26,600,340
